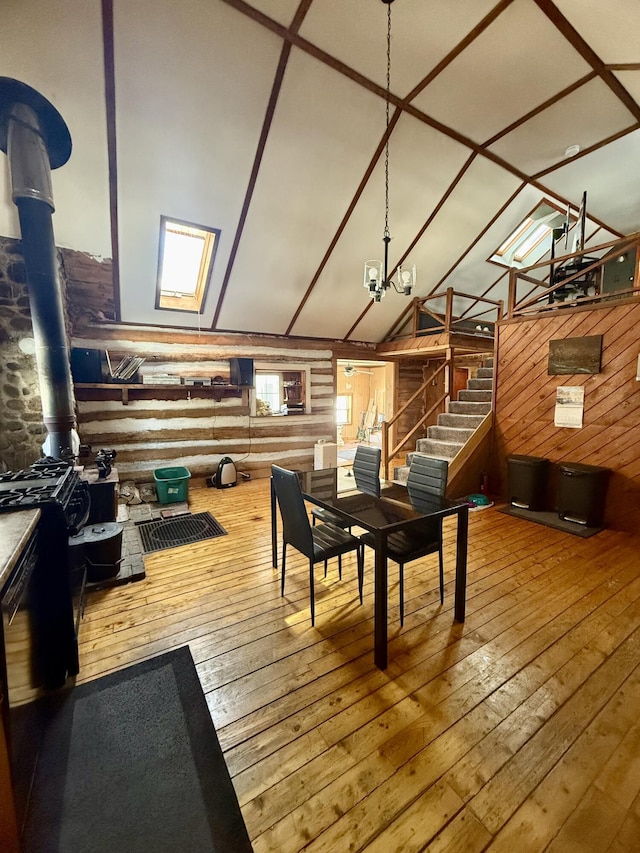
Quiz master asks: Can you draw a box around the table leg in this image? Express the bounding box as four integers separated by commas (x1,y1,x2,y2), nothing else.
374,530,388,669
454,505,469,622
271,478,277,568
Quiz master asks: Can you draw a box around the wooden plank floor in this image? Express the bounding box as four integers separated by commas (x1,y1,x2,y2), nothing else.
78,479,640,852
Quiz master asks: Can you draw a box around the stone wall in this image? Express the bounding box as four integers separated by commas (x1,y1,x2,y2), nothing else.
0,237,46,469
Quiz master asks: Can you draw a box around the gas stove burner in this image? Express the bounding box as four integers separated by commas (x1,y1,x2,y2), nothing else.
0,469,60,482
0,463,83,517
0,458,74,483
0,484,59,502
31,458,73,473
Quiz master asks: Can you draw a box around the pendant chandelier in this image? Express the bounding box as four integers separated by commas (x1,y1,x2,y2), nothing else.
364,0,416,303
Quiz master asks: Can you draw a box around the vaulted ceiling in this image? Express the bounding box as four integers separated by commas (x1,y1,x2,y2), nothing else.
1,0,639,342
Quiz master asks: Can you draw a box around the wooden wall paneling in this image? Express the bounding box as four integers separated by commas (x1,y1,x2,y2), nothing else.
492,302,640,530
396,360,428,445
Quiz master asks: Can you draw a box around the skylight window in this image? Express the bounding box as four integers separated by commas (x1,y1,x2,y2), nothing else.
156,217,220,313
489,200,574,270
513,223,552,262
496,218,533,257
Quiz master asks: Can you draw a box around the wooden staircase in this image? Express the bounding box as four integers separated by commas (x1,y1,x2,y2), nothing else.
393,357,493,484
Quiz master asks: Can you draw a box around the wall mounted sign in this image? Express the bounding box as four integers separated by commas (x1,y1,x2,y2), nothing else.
548,335,602,375
555,386,584,428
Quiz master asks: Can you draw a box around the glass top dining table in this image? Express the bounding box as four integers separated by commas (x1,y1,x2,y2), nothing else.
270,467,469,669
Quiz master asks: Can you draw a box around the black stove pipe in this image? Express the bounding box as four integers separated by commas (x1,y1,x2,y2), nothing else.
0,79,78,460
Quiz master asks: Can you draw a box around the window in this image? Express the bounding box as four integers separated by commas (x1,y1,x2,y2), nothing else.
490,201,575,270
251,366,309,416
255,373,281,414
496,218,533,257
513,222,552,262
156,217,220,313
336,395,352,425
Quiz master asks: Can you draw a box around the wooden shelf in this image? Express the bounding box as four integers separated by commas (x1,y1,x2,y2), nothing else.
74,383,247,406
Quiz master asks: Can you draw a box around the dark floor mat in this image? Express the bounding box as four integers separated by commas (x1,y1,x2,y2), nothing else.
21,647,252,853
136,511,227,553
498,504,604,538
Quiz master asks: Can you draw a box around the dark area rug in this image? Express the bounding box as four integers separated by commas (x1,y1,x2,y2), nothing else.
22,646,252,853
498,504,604,538
136,511,227,554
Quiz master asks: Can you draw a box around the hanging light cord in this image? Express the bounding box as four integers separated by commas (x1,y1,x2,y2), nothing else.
384,3,391,237
382,0,392,291
384,1,391,245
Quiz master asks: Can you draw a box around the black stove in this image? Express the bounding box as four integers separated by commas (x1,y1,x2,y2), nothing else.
0,458,90,701
0,460,89,533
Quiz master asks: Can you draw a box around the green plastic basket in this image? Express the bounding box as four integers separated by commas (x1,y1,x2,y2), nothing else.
153,466,191,504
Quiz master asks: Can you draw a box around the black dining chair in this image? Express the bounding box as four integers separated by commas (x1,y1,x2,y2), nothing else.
271,465,364,625
312,444,381,529
361,455,448,626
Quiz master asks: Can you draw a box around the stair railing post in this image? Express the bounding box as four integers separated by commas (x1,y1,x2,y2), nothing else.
445,347,453,414
412,297,419,337
445,287,454,332
507,269,517,318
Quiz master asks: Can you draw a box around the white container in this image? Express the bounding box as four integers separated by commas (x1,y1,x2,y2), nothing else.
314,441,337,470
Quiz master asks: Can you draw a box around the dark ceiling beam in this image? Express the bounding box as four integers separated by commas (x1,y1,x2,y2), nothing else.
286,109,402,337
532,0,640,122
482,71,597,148
211,0,313,330
425,182,526,299
380,153,479,341
101,0,120,321
223,0,629,344
404,0,517,103
532,123,640,180
343,301,378,343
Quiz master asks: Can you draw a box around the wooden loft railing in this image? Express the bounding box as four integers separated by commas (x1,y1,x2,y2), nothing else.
413,288,503,337
385,288,503,342
506,233,640,319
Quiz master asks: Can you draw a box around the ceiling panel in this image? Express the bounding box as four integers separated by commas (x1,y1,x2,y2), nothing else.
298,0,497,98
542,129,640,234
290,113,473,340
350,156,522,341
114,0,281,327
0,0,111,256
411,0,591,144
488,78,636,175
554,0,640,64
217,48,384,334
3,0,639,346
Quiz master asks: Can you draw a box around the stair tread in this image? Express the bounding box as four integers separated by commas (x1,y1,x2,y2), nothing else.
399,358,494,476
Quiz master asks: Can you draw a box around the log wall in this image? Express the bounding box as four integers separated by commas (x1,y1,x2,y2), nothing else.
492,302,640,530
72,328,337,483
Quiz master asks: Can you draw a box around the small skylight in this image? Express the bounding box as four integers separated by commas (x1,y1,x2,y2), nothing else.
513,222,552,262
490,201,574,270
156,217,220,313
496,218,533,257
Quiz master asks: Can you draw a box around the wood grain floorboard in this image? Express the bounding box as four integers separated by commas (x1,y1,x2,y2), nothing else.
77,479,640,851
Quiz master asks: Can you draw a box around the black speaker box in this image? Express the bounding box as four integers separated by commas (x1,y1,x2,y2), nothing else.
70,348,103,384
229,357,254,387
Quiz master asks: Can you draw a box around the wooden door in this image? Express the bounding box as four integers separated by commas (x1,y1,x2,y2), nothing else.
453,367,469,403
